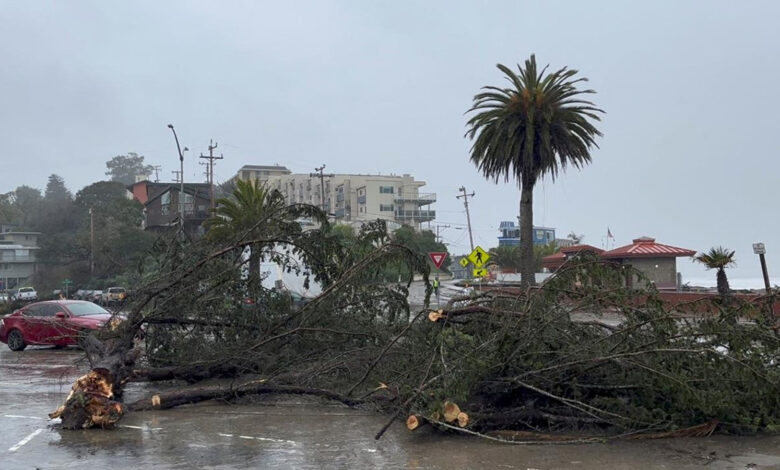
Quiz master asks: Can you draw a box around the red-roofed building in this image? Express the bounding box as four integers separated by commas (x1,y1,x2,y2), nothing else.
601,237,696,290
541,244,605,271
541,237,696,291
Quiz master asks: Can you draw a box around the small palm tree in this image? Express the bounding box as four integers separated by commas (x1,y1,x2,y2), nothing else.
466,55,603,288
694,247,736,296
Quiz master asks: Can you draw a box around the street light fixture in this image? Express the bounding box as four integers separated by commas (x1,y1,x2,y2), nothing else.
167,124,186,231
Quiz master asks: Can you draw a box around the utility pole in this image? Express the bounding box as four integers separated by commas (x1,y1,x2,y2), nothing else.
171,170,182,183
457,186,475,252
199,140,222,211
89,208,94,277
152,165,162,183
309,164,335,212
435,224,451,244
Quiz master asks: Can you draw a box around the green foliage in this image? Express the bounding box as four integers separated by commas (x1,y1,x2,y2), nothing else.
105,152,153,185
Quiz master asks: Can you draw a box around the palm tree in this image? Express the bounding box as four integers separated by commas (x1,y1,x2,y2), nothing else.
489,245,521,272
205,179,289,291
694,247,736,296
466,55,603,288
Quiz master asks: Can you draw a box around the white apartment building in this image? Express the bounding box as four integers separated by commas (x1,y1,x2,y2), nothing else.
233,165,436,230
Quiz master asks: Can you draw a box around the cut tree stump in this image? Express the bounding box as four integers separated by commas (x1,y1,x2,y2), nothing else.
457,411,469,428
406,414,423,431
443,401,461,423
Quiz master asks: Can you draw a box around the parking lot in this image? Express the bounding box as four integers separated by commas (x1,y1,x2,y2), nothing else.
3,346,780,469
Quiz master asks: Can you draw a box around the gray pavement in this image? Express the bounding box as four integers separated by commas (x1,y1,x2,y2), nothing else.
3,345,780,469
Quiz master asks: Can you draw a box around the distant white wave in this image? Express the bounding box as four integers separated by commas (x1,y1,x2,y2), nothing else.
683,277,779,290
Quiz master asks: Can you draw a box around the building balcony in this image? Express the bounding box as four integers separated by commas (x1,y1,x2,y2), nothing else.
357,195,366,204
394,192,436,206
395,209,436,221
0,256,37,263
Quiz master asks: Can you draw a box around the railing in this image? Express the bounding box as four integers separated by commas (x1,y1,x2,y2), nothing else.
394,192,436,205
395,210,436,220
0,256,36,262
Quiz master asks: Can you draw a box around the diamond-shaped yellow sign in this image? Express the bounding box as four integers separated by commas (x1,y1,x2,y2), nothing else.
459,257,470,268
467,246,490,268
473,267,489,278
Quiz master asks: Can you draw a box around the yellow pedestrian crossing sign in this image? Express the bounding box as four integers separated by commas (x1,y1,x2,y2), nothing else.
467,246,490,268
473,267,489,278
459,257,469,268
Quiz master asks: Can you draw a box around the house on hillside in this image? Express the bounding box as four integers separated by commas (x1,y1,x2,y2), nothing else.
0,231,40,290
128,181,212,238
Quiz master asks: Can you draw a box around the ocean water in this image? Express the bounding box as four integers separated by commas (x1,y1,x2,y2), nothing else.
684,277,779,290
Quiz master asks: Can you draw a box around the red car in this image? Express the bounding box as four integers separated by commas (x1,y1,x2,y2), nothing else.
0,300,117,351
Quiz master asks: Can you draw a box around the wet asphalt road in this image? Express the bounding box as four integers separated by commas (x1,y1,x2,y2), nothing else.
3,346,780,469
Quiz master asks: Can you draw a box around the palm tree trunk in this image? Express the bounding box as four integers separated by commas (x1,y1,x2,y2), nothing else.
716,268,730,297
519,179,535,289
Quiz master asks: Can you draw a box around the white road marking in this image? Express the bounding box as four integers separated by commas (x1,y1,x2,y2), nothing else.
218,433,297,445
8,428,44,452
117,424,163,431
4,414,46,420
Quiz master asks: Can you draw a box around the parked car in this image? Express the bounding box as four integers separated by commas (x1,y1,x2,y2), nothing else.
101,287,127,305
89,290,103,303
0,300,118,351
11,287,38,302
0,292,8,303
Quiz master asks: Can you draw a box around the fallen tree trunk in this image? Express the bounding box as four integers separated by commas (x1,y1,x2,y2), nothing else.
127,381,365,411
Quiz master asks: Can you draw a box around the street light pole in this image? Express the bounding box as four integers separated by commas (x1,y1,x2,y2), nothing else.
167,124,186,232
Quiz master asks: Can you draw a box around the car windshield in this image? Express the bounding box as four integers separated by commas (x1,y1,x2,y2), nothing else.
109,288,125,293
67,302,110,316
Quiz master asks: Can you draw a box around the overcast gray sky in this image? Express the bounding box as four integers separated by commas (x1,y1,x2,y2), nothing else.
1,0,777,286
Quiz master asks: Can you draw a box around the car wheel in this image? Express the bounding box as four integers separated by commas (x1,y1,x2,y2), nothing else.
7,329,27,351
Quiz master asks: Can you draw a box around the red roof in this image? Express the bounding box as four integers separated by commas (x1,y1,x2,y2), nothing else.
600,237,695,259
542,245,604,269
560,244,605,254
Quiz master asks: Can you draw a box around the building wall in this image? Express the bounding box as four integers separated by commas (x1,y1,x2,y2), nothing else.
0,233,40,289
239,170,435,230
624,257,677,289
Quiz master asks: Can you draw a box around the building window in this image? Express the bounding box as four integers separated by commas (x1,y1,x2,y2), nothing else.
379,186,394,194
536,230,544,240
183,194,194,214
161,192,171,215
380,204,394,212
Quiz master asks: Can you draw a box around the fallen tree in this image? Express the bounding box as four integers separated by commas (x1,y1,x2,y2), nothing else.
51,202,780,441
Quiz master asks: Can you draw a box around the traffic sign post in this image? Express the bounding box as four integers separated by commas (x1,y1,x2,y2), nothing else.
472,267,488,278
428,252,448,270
62,279,73,299
753,242,771,294
467,246,490,268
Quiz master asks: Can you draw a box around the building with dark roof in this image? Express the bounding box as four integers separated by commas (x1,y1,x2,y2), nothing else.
128,180,212,237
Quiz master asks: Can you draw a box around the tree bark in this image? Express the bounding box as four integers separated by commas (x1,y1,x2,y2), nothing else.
519,175,536,289
716,268,730,297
